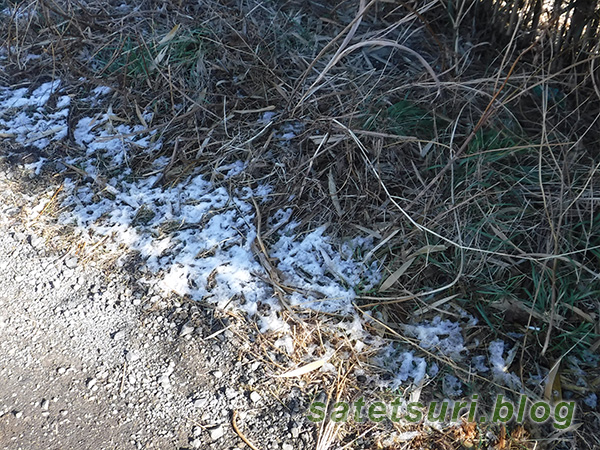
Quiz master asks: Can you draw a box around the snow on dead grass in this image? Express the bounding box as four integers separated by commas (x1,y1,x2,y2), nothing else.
0,75,531,409
3,1,599,446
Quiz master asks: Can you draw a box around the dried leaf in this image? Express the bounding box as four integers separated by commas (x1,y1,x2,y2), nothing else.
379,257,415,292
318,245,348,284
419,141,434,157
158,24,180,45
413,294,459,316
411,244,447,257
352,224,382,239
274,357,330,378
544,359,562,402
362,229,400,264
135,103,148,128
328,169,343,217
153,45,169,67
561,303,595,323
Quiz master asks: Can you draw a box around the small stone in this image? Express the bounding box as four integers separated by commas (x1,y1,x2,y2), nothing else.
210,425,224,441
212,370,223,379
60,410,68,416
65,257,78,269
301,432,311,442
112,330,126,340
125,350,140,362
282,444,293,450
250,391,261,403
225,388,237,399
291,427,300,439
189,438,202,448
193,398,208,409
179,321,194,337
40,399,49,410
13,411,22,419
57,367,67,375
86,378,97,389
30,236,45,249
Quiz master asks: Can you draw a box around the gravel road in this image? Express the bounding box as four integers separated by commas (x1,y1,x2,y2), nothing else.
0,164,314,450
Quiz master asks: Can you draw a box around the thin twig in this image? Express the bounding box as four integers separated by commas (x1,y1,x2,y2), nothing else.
232,410,261,450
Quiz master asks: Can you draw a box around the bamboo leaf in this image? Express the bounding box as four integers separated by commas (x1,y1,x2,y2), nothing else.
275,357,330,378
379,257,415,292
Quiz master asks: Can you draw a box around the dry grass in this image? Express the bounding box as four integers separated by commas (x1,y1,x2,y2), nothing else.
2,0,600,448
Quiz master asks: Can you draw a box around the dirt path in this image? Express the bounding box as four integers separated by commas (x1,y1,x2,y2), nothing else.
0,170,313,450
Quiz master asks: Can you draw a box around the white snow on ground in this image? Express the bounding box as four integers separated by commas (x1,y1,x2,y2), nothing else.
584,393,597,408
401,316,466,359
0,76,527,392
488,339,522,390
373,345,430,390
0,80,68,149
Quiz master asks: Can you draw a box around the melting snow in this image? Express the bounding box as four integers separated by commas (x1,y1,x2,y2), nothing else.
583,393,597,409
401,316,466,359
0,80,67,148
488,340,521,390
0,75,535,393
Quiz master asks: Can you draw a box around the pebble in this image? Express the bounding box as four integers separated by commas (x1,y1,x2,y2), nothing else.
179,321,194,337
210,425,224,441
113,330,126,340
193,397,208,409
65,257,78,269
225,388,237,399
212,370,223,379
40,399,49,410
14,411,23,419
250,391,261,403
282,444,293,450
30,236,45,249
125,350,140,362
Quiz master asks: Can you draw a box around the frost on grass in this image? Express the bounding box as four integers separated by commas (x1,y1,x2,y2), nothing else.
62,171,283,331
401,316,467,359
442,374,463,397
0,77,537,393
271,225,378,315
583,393,597,409
488,339,521,390
372,316,471,391
40,84,373,332
374,344,429,390
0,80,68,148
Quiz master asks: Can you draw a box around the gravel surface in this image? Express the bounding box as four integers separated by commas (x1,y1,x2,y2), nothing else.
0,165,315,450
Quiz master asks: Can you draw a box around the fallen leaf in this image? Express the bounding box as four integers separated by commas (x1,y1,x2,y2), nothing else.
379,257,415,292
544,359,562,402
274,357,330,378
